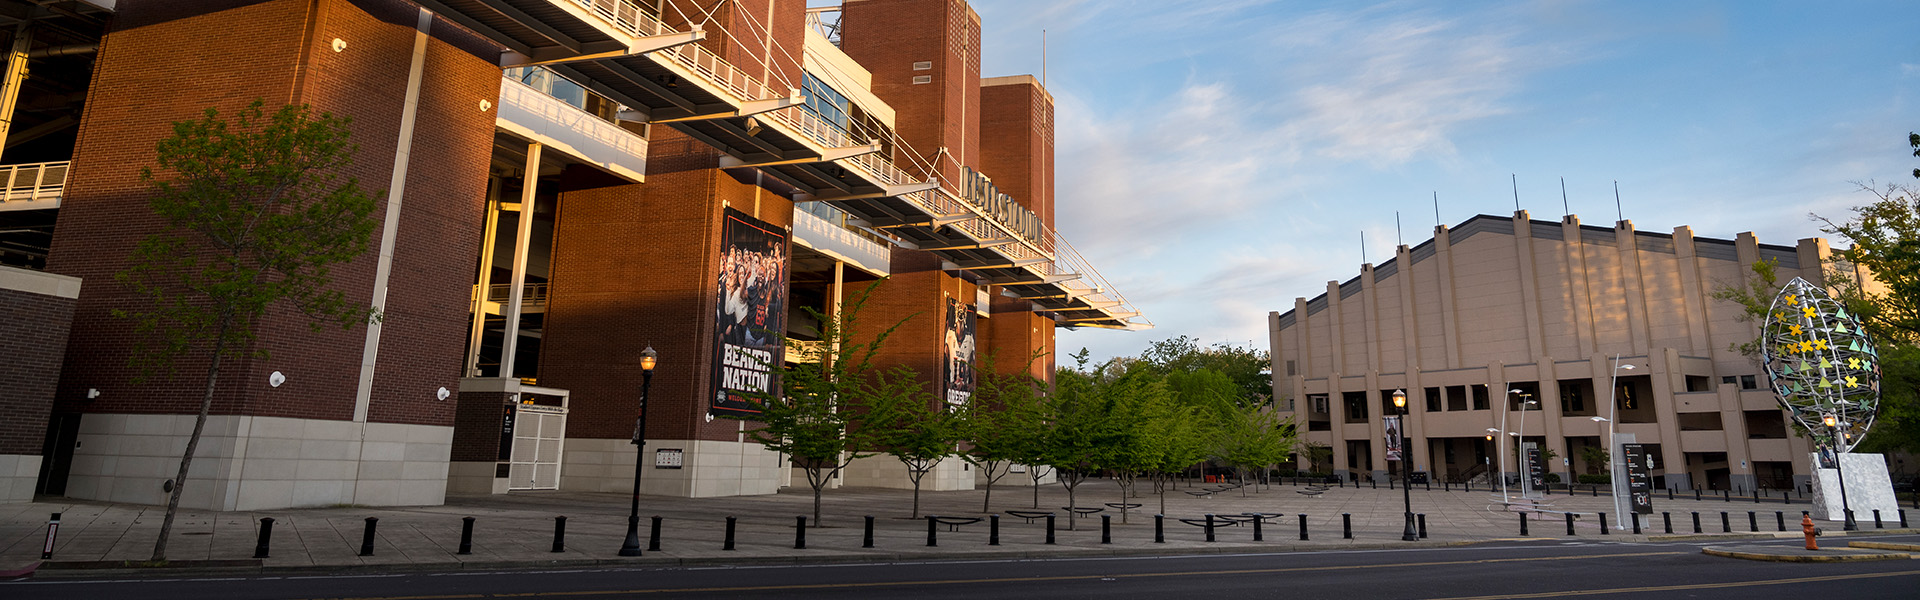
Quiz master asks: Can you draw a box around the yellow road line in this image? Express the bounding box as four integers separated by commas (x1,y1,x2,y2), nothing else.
312,551,1686,599
1424,569,1920,599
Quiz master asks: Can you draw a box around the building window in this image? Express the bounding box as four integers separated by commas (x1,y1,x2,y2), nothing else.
1343,391,1369,423
1425,387,1442,412
911,75,933,84
1447,386,1468,411
1309,394,1329,414
1471,385,1490,410
1560,385,1585,413
1617,383,1637,410
1740,375,1757,390
1286,360,1296,377
1721,376,1737,387
801,73,853,136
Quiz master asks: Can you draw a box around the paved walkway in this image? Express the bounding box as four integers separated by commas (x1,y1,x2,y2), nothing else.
1,478,1911,577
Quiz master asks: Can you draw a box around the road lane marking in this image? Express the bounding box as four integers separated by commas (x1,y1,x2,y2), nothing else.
1423,569,1920,599
306,551,1688,599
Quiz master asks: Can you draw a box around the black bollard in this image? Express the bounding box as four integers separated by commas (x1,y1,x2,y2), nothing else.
1777,511,1787,532
988,514,999,546
1723,489,1730,503
866,515,877,548
1253,515,1264,541
1631,513,1641,535
1205,514,1216,542
1342,513,1352,539
1663,512,1672,534
1446,481,1451,492
649,516,663,551
1748,511,1758,532
927,516,938,547
1598,512,1609,535
1299,514,1310,541
1566,513,1576,536
1695,488,1702,502
1900,509,1909,529
723,517,736,551
1592,485,1598,497
1426,479,1431,491
1691,512,1701,534
1102,515,1113,544
1046,514,1056,545
1873,510,1883,529
1372,479,1378,490
360,517,379,556
254,517,275,559
1417,514,1428,539
1155,514,1165,543
1754,489,1761,504
1667,487,1674,501
1520,513,1529,536
1719,512,1729,533
795,516,807,549
551,516,567,553
458,516,474,555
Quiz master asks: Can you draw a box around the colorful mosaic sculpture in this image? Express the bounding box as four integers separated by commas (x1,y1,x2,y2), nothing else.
1760,278,1879,452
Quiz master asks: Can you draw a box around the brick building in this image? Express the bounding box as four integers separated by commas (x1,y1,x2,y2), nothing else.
1269,211,1847,492
0,0,1146,509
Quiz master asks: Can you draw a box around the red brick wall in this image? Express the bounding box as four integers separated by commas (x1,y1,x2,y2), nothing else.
540,130,797,442
0,286,77,455
660,0,805,99
980,79,1053,227
47,0,499,428
450,391,510,463
840,0,980,183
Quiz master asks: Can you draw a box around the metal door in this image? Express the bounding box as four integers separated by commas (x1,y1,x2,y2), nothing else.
507,404,567,490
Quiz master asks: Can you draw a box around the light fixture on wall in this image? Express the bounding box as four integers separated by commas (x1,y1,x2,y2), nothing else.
437,387,452,401
269,371,286,388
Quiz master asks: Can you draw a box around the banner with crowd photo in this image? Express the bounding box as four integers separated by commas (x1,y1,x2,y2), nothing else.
710,209,789,418
942,297,976,406
1383,416,1403,461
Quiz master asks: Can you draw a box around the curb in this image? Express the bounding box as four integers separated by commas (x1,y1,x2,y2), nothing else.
26,540,1486,580
1701,545,1913,563
0,561,41,578
1849,541,1920,552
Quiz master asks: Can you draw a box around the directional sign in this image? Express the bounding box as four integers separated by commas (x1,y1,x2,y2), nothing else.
1623,443,1653,514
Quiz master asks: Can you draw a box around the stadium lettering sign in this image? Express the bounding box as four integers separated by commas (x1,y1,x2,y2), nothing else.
960,167,1045,249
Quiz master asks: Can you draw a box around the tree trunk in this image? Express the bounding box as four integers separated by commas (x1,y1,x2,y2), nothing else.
152,310,233,563
981,462,995,513
810,468,826,527
1032,470,1042,508
1158,474,1167,515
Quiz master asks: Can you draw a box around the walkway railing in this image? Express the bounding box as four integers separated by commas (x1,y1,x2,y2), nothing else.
0,161,68,211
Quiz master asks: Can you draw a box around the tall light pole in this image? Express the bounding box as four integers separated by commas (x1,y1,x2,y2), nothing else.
1393,390,1417,541
618,347,659,557
1508,389,1533,498
1488,423,1506,502
1823,413,1858,531
1600,355,1635,529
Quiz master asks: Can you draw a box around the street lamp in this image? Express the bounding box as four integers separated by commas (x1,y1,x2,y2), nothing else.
1393,390,1417,541
1504,389,1534,499
618,346,659,557
1603,357,1636,529
1486,426,1506,502
1822,413,1857,531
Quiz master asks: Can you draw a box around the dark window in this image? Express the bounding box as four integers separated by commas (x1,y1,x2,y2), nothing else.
1447,386,1468,411
1343,391,1369,423
1685,376,1710,392
1721,376,1737,387
1309,394,1329,414
1425,387,1442,412
1286,360,1296,377
1560,385,1585,413
802,73,853,136
1471,385,1490,410
1617,383,1637,410
1740,375,1757,390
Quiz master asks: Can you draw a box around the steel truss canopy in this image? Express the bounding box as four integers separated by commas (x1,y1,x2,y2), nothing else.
428,0,1148,330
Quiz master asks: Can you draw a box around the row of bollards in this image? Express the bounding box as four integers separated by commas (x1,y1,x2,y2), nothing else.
179,504,1920,561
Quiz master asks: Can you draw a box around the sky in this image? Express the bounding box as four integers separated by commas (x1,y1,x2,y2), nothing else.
814,0,1920,364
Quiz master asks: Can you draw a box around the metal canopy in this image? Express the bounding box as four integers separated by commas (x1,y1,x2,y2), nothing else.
428,0,1148,331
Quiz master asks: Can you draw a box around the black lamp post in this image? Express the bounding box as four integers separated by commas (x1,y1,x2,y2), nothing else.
1393,389,1417,541
619,346,659,557
1823,413,1857,531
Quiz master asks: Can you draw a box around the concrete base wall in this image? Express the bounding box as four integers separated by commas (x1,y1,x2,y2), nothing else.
977,463,1056,487
842,455,976,491
1810,452,1901,523
559,437,782,497
63,414,451,510
0,454,42,503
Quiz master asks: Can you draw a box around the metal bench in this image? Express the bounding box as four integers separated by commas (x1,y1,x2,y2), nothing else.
1005,510,1052,524
926,515,982,531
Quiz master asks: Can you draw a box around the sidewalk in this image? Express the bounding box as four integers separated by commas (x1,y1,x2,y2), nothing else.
1,478,1910,578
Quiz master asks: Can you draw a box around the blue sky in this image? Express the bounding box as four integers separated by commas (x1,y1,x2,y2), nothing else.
923,0,1918,363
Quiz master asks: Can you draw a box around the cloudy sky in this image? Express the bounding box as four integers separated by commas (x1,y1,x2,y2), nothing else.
919,0,1917,363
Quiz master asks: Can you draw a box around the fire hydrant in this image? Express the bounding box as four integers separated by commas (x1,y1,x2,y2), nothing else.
1802,514,1819,550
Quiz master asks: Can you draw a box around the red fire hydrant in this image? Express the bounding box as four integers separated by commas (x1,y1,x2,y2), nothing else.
1802,514,1819,550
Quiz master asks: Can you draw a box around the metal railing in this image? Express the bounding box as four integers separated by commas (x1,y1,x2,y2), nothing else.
474,283,549,309
0,161,68,209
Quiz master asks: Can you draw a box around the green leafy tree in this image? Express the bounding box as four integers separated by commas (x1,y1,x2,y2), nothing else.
1210,400,1297,495
1580,445,1610,476
1097,370,1173,523
734,282,898,525
1045,353,1123,529
1138,335,1272,405
957,352,1047,513
861,364,957,518
116,100,379,562
1142,386,1208,515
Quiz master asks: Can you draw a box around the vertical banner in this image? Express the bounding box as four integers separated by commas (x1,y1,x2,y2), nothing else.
1623,443,1654,514
942,297,976,405
1383,416,1403,461
710,209,789,417
1525,445,1546,491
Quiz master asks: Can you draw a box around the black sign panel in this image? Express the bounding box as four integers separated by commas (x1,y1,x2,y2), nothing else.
1623,443,1653,514
1525,446,1545,490
497,403,518,462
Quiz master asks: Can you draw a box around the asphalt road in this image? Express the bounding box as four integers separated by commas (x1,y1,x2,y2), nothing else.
6,535,1919,599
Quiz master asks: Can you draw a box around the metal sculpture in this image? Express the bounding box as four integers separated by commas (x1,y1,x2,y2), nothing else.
1760,278,1879,452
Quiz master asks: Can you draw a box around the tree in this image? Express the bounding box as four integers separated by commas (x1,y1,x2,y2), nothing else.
1141,385,1208,515
1045,354,1122,529
116,100,379,562
957,353,1047,513
1580,445,1610,476
1098,370,1173,523
860,364,957,518
1138,335,1272,405
1210,400,1297,496
734,281,898,525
